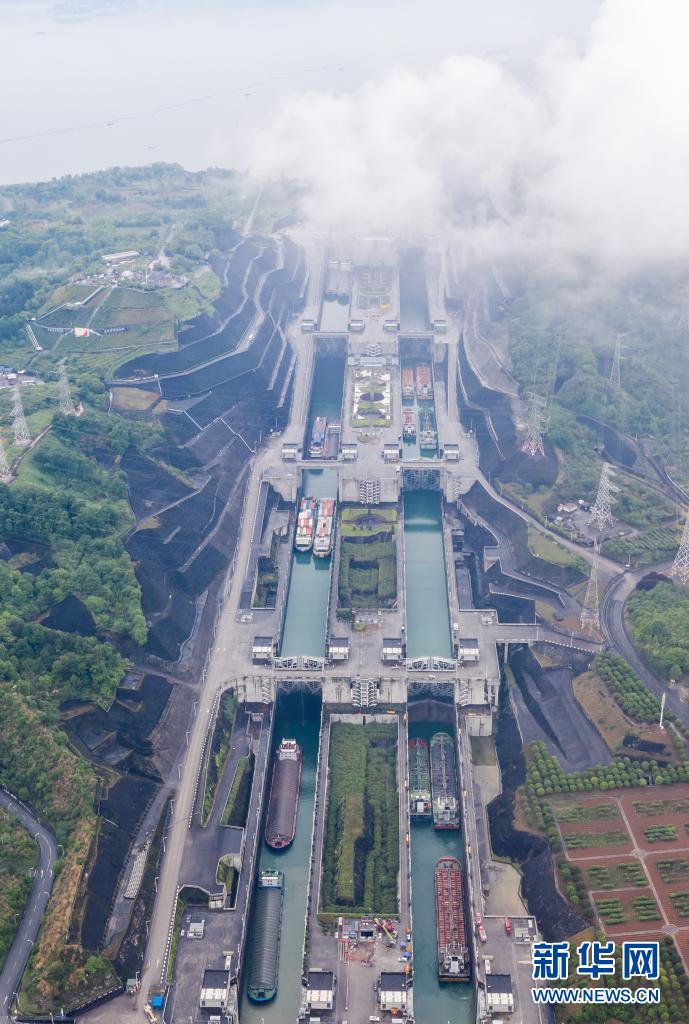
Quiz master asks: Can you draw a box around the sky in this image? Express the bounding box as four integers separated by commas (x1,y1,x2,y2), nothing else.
2,0,687,277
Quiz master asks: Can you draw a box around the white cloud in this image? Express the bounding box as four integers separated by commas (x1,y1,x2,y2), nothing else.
247,0,689,276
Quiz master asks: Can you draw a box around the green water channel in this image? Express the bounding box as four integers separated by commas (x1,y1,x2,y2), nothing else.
241,694,321,1023
308,353,346,425
409,721,474,1024
402,360,439,461
403,491,452,658
280,468,337,658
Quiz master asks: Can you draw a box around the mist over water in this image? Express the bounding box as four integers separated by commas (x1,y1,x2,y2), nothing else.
0,0,599,185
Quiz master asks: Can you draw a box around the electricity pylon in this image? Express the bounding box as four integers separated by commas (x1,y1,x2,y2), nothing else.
12,385,30,446
521,392,547,457
589,462,617,531
610,333,626,392
0,431,11,483
59,361,76,416
670,510,689,585
580,540,601,633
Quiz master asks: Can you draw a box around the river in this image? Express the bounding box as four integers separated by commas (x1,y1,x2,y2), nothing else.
279,468,337,658
241,693,321,1023
403,490,453,658
409,720,475,1024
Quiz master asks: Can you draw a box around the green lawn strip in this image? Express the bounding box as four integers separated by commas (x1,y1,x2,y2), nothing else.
220,754,254,828
201,691,238,826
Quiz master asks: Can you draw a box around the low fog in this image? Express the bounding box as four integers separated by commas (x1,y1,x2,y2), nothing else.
247,0,689,277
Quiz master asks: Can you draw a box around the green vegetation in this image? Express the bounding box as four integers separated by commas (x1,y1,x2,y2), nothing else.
563,830,629,850
594,895,625,924
669,892,689,917
602,524,682,565
321,721,399,917
585,862,646,890
0,809,39,971
220,754,254,828
527,524,587,571
553,801,620,823
657,859,689,883
644,824,678,843
595,652,662,722
338,507,397,611
201,692,237,826
627,581,689,680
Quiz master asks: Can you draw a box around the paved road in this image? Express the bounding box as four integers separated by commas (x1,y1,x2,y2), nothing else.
600,560,689,727
0,789,57,1024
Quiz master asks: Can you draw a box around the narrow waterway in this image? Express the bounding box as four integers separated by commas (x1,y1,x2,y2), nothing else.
280,468,337,658
403,491,452,658
319,298,350,334
307,353,345,425
399,247,430,332
409,721,474,1024
401,359,439,461
241,694,321,1023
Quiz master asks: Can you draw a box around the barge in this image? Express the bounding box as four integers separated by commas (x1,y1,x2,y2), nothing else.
418,406,438,452
409,737,432,818
402,406,417,441
313,498,336,558
295,497,318,552
430,732,460,829
309,416,328,458
415,363,433,400
401,366,415,400
265,739,302,849
435,857,471,982
247,868,284,1002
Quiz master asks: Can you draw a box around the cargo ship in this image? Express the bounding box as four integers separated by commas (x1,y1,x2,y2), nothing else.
409,737,432,818
415,363,433,399
401,366,415,400
247,869,284,1002
402,406,417,441
265,739,302,849
435,857,471,982
309,416,328,458
295,497,318,552
313,498,336,558
430,732,460,829
418,407,438,452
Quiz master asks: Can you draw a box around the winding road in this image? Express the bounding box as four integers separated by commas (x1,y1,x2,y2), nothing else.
0,789,57,1024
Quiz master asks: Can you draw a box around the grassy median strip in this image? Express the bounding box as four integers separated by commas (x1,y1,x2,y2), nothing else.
201,691,237,826
321,721,399,917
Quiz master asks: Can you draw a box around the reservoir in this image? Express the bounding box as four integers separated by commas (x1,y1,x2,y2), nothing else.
403,491,452,658
241,694,321,1023
279,468,337,658
409,720,474,1024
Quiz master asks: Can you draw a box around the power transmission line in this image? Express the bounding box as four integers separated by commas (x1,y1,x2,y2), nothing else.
670,510,689,585
588,462,617,531
580,540,601,633
12,385,30,446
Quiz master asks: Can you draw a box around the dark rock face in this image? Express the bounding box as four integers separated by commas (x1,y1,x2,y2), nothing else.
488,674,588,941
42,594,97,636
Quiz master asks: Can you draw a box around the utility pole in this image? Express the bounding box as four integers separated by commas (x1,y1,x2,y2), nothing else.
610,332,626,392
670,509,689,585
580,540,601,633
521,392,547,458
13,384,31,446
0,430,11,482
589,462,617,531
58,360,76,416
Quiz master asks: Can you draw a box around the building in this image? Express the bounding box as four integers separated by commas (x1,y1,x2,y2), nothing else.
340,442,358,461
445,443,460,461
486,973,514,1014
378,971,409,1012
328,637,350,662
281,442,299,461
383,442,401,462
200,968,231,1011
102,250,140,263
382,637,404,663
458,637,480,662
252,636,274,663
305,969,335,1012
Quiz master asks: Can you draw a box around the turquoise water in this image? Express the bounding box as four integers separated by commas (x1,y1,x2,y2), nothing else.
241,695,321,1023
308,354,345,426
409,721,474,1024
403,491,452,658
280,468,337,658
399,247,429,333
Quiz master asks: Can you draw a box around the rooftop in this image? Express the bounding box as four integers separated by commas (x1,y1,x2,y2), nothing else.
379,971,408,991
486,973,513,994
